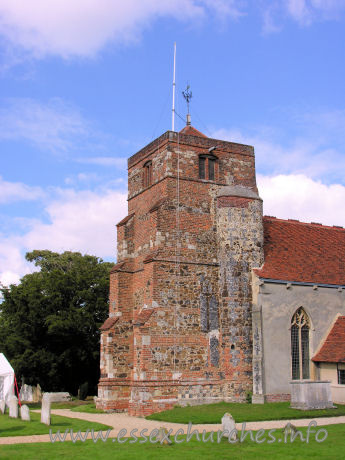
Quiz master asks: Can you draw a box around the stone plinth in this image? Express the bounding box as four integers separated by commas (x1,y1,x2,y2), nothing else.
252,394,265,404
290,380,334,410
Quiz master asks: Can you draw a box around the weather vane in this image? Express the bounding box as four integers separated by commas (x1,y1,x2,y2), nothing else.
182,84,192,115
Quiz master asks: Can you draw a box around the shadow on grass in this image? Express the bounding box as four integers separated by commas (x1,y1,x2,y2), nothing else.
0,426,26,434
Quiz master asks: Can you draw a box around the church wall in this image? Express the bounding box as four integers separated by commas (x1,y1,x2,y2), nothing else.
319,363,345,404
258,282,345,397
319,363,336,383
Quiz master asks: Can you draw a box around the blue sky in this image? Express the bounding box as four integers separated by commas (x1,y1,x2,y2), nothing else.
0,0,345,285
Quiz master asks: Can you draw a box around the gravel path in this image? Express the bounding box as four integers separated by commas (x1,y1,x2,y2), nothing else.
0,410,345,445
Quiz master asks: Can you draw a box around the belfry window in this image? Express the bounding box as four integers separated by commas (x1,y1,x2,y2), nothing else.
143,161,152,188
291,308,310,380
199,155,217,181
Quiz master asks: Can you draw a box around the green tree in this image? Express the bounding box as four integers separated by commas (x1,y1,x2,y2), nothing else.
0,250,113,395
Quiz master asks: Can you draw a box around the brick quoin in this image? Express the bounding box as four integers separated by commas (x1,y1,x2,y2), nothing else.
96,126,264,416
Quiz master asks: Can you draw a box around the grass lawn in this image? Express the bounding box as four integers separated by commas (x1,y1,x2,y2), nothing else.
27,399,92,411
0,412,111,437
0,423,343,459
27,400,104,414
146,401,345,424
70,403,104,414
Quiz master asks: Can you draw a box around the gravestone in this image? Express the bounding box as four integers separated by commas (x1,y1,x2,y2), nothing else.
9,395,18,418
19,384,33,402
33,384,42,403
41,397,51,425
157,427,171,445
41,392,71,425
282,422,298,437
221,413,237,441
20,404,30,421
0,399,5,414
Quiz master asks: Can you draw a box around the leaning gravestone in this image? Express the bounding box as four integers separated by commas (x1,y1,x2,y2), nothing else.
9,395,18,418
0,399,5,414
19,384,34,402
221,413,237,441
33,384,42,403
157,427,171,445
41,392,70,425
282,422,298,437
20,404,30,421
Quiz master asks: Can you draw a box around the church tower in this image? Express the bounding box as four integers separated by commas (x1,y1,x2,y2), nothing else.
96,124,264,416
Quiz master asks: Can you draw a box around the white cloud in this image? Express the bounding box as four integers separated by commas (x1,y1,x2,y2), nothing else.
260,0,345,32
262,3,283,34
0,98,91,154
211,111,345,183
23,188,127,256
0,186,127,286
0,0,242,59
64,172,101,186
0,241,33,286
259,173,345,227
2,172,345,285
286,0,311,24
0,176,44,204
285,0,345,26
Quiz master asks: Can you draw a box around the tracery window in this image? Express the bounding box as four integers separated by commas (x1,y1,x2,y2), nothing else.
143,161,152,187
291,308,310,380
199,155,217,181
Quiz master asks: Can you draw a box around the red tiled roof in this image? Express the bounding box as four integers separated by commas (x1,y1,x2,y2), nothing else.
143,250,160,264
255,217,345,285
134,308,155,325
149,198,166,213
117,213,135,227
312,316,345,363
110,262,126,273
100,316,119,331
179,125,207,138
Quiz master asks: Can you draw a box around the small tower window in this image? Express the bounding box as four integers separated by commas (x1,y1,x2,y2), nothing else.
208,157,215,181
143,161,152,187
199,157,206,179
199,155,217,181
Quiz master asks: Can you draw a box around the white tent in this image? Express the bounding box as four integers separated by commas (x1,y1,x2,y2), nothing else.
0,353,14,402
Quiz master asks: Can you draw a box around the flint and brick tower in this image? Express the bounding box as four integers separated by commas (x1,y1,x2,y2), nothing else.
97,125,264,416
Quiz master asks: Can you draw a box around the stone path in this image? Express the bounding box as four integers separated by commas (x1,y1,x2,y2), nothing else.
0,410,345,445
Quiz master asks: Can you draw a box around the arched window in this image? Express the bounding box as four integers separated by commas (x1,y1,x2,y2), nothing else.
199,155,217,181
291,308,310,380
143,161,152,187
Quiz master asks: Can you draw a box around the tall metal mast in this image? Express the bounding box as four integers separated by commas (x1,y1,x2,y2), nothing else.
172,42,176,131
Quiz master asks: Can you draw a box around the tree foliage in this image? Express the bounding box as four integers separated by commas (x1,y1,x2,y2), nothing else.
0,250,113,394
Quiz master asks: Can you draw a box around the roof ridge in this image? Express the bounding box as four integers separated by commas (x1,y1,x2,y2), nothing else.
179,125,207,138
263,215,344,230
